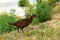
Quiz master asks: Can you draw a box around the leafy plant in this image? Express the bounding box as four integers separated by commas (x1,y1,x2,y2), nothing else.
35,2,52,22
18,0,29,7
0,12,19,35
9,9,16,15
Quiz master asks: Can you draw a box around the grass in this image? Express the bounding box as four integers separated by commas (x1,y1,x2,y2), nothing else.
0,2,60,40
0,13,60,40
0,23,60,40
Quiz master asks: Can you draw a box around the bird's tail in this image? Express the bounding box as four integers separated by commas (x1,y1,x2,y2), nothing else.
8,23,14,25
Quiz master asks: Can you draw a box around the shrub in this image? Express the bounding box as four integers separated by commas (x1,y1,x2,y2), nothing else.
35,2,52,22
32,17,39,24
36,0,42,3
0,12,18,35
48,0,58,5
18,0,29,7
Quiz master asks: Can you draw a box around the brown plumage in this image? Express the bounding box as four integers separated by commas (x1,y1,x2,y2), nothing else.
8,14,36,32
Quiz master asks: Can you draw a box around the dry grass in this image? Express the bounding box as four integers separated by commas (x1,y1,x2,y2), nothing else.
0,22,60,40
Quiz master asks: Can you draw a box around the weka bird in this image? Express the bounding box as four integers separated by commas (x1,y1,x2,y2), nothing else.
8,14,36,32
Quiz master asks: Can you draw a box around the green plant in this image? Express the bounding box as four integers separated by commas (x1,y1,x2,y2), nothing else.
48,0,58,5
32,17,39,24
24,4,34,18
0,12,17,35
36,0,42,3
18,0,29,7
35,2,52,22
9,9,16,15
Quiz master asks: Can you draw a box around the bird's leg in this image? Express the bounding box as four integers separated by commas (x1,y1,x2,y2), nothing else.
17,27,20,33
21,28,24,32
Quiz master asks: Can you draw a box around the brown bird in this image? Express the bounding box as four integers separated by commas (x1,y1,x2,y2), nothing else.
8,14,36,32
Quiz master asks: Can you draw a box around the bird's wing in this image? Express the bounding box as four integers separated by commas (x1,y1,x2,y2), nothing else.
16,18,28,23
14,19,29,27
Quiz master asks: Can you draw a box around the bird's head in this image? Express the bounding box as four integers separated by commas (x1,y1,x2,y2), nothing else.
31,14,36,18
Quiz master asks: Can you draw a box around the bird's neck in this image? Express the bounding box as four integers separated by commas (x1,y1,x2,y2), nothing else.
29,16,34,22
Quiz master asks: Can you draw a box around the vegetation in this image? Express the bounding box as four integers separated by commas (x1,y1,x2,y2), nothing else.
0,0,60,40
34,0,59,23
36,0,42,3
18,0,29,7
10,9,16,15
35,2,52,22
24,5,34,18
0,10,21,35
0,23,60,40
0,13,16,35
47,0,58,5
